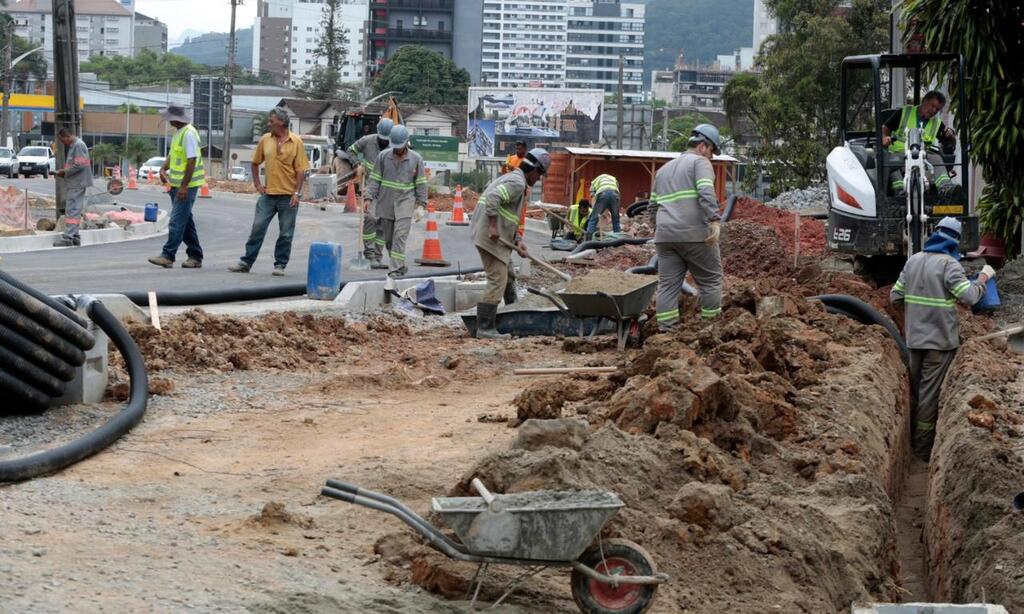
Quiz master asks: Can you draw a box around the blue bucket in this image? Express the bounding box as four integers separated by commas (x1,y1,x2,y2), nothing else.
307,242,344,300
144,203,159,222
972,275,1000,311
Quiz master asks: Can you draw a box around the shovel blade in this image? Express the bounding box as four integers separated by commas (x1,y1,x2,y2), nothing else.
1008,332,1024,354
348,255,371,271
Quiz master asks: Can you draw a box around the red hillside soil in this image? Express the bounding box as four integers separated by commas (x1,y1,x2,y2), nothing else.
728,197,826,259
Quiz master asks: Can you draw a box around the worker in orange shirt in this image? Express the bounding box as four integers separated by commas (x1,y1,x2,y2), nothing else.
502,141,527,174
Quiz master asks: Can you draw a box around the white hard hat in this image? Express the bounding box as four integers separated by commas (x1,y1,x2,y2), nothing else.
936,216,962,238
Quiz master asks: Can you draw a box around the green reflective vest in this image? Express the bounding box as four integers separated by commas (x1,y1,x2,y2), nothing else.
168,125,205,188
568,203,590,236
888,105,941,154
590,173,619,196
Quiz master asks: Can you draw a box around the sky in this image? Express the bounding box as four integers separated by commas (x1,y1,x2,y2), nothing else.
134,0,257,43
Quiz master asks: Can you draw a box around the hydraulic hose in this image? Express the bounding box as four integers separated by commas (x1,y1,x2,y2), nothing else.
811,294,909,367
115,267,486,306
0,294,149,482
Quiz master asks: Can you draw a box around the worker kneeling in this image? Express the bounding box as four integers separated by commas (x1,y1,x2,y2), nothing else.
652,124,723,330
471,147,552,340
890,217,994,461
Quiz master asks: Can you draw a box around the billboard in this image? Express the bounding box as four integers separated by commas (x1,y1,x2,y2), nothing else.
410,135,459,172
466,87,604,159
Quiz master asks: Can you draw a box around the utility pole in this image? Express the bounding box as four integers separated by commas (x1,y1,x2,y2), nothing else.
1,21,13,149
617,53,624,149
223,0,239,179
52,0,81,218
207,76,214,173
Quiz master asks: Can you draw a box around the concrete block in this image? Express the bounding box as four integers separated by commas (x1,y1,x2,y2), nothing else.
332,276,470,313
92,294,151,325
54,317,108,406
852,604,1009,614
308,174,338,199
455,281,488,312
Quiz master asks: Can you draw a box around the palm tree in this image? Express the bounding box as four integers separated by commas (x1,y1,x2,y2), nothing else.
90,142,119,175
120,137,156,167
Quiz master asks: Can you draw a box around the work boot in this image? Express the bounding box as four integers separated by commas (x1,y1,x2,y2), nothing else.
228,262,251,273
272,265,286,277
475,303,510,340
370,259,389,270
503,281,518,305
52,236,79,247
148,255,173,268
182,258,202,269
388,266,407,278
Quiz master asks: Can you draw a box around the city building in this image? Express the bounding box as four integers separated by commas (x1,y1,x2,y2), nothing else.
715,47,755,72
2,0,136,70
253,0,368,89
648,52,739,112
133,12,168,55
367,0,457,78
752,0,777,53
480,0,644,102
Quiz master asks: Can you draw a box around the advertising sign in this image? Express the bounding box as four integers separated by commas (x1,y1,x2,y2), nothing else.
410,135,459,172
466,87,604,159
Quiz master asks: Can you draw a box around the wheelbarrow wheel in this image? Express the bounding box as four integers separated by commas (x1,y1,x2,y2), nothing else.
570,538,658,614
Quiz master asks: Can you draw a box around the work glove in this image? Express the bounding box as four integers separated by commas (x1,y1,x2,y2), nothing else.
981,265,996,280
705,221,721,246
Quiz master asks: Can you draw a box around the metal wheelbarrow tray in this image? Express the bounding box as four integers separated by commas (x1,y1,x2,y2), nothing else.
528,277,657,351
321,478,668,613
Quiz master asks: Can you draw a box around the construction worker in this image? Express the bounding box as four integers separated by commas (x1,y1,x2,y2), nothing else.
148,104,205,269
651,124,723,330
883,90,958,195
471,147,551,340
566,199,591,242
501,140,527,174
51,128,92,248
890,217,994,460
584,173,621,240
364,124,427,278
349,118,394,268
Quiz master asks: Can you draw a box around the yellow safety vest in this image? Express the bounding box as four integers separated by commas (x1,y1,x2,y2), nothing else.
568,204,589,235
168,125,205,188
888,105,941,154
591,174,619,196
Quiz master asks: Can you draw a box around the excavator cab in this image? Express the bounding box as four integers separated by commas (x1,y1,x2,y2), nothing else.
825,53,978,263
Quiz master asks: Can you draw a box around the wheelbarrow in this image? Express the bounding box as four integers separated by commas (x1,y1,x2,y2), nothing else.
527,277,657,351
321,478,668,613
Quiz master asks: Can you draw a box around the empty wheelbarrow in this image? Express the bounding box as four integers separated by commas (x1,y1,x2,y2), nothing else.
321,478,668,613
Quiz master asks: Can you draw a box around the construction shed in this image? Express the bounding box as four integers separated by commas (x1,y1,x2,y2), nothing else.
543,147,739,206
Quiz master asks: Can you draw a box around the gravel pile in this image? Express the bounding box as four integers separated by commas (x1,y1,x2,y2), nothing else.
767,185,830,211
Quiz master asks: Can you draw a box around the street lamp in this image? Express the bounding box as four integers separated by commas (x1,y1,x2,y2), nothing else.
1,44,44,148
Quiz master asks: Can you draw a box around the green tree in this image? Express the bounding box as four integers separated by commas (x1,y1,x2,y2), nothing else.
903,1,1024,255
117,103,142,114
722,0,888,193
654,113,715,151
299,0,349,99
300,65,343,100
372,45,470,105
90,142,119,173
120,137,156,167
82,50,208,88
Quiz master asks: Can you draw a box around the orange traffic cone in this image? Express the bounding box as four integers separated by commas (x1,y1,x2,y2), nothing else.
446,183,469,226
127,173,138,190
414,203,450,267
199,181,212,198
344,180,358,213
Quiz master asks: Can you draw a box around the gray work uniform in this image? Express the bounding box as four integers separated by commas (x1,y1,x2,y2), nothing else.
890,251,986,456
471,169,527,305
365,148,427,272
61,138,94,240
350,134,390,260
650,151,722,327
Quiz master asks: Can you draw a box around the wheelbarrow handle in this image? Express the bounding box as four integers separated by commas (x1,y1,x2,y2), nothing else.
595,290,625,321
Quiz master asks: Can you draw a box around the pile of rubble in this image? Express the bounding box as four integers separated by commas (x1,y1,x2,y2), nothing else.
765,184,830,211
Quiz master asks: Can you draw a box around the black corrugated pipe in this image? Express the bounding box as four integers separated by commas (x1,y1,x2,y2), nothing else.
0,295,148,481
570,236,651,256
623,195,739,275
811,294,909,367
112,267,486,306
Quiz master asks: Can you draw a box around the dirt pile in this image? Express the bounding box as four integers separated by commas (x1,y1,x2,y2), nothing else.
924,340,1024,608
112,310,371,372
399,286,912,612
564,243,655,272
729,197,827,260
247,501,316,530
430,189,479,213
563,269,654,295
721,220,792,278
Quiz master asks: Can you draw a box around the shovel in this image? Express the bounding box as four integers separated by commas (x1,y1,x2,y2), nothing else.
975,324,1024,353
467,478,520,555
497,237,572,282
348,181,371,271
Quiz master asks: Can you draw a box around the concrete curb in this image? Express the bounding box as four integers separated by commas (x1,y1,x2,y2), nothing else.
0,203,169,254
852,604,1009,614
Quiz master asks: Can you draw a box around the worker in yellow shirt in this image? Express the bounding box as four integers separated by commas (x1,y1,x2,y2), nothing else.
501,141,527,174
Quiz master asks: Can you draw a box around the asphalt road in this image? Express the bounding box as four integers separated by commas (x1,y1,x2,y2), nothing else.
0,178,549,296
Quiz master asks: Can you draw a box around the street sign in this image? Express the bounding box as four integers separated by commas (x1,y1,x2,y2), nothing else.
410,135,459,172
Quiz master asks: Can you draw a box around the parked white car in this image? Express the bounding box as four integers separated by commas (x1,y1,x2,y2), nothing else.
137,157,166,180
17,146,55,178
0,147,17,178
228,166,247,181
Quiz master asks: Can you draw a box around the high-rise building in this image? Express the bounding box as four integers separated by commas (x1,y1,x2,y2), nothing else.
253,0,368,89
366,0,455,78
480,0,644,103
752,0,777,53
133,12,168,55
2,0,136,70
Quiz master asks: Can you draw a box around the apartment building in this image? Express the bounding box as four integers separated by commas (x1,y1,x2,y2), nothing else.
253,0,368,88
133,12,168,55
481,0,644,103
2,0,136,69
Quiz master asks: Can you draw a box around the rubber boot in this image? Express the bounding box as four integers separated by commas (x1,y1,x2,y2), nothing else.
476,303,510,340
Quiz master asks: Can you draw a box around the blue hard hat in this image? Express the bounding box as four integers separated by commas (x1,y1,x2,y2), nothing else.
376,118,394,138
389,124,409,148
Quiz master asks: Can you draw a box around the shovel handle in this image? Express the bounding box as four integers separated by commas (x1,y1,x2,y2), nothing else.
471,478,498,510
975,325,1024,342
498,238,572,282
